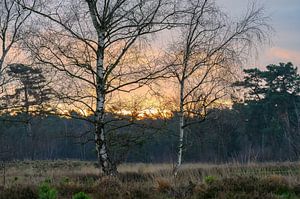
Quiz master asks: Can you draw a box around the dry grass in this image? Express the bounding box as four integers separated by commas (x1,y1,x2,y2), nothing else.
1,160,300,198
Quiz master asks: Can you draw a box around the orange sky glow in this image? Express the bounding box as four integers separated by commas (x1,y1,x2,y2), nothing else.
2,0,300,120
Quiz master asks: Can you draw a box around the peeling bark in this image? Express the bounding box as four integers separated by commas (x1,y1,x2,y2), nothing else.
94,32,116,175
174,79,185,176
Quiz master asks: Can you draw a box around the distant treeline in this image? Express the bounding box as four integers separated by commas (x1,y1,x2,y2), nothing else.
1,62,299,163
0,107,298,163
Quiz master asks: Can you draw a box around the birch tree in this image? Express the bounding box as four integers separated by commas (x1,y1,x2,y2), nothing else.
18,0,179,175
0,0,34,87
164,0,270,175
0,1,34,176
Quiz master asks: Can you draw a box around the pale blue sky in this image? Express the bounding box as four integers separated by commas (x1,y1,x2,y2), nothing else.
218,0,300,67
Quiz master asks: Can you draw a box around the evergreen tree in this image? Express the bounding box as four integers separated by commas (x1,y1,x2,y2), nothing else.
3,64,52,113
1,63,53,159
234,62,300,159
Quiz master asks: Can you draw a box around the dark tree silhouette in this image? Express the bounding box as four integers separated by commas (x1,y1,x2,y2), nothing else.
1,63,53,159
234,62,300,158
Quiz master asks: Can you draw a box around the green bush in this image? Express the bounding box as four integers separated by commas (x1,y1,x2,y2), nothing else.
60,176,70,185
38,183,57,199
204,175,217,185
72,192,92,199
276,191,297,199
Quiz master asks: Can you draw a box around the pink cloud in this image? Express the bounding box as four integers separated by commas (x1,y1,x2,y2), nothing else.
265,47,300,66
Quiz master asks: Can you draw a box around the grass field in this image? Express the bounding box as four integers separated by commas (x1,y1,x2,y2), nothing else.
1,160,300,198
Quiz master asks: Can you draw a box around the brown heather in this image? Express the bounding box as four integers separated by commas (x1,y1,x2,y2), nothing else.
1,160,300,198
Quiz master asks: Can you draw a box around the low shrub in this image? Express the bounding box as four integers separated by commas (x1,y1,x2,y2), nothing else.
38,183,58,199
262,175,291,194
60,176,70,185
57,183,92,197
156,178,172,193
194,176,300,199
118,172,151,183
94,176,122,199
0,186,38,199
72,191,92,199
204,175,217,185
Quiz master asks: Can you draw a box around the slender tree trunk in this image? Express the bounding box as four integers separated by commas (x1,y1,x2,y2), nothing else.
293,98,300,137
27,122,35,160
262,114,269,159
261,132,265,158
95,32,116,176
80,142,86,160
0,58,3,79
64,120,68,158
174,80,185,176
2,161,5,188
0,50,8,78
24,86,34,160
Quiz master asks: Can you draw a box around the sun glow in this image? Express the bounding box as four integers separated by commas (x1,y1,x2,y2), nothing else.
115,107,173,120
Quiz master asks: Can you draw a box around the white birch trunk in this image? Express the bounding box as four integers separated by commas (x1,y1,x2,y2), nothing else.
174,80,185,176
177,112,184,168
95,32,116,175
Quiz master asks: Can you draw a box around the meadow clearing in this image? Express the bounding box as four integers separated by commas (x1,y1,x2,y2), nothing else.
1,160,300,198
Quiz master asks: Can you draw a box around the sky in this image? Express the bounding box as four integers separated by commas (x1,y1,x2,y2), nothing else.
218,0,300,69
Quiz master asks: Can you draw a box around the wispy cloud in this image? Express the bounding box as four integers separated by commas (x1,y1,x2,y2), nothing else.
252,47,300,69
218,0,300,67
266,48,300,65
